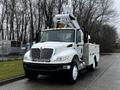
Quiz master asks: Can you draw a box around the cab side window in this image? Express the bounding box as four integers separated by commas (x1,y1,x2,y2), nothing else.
76,31,81,43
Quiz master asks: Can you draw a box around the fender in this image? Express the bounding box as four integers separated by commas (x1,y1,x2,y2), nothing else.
23,51,32,62
72,55,81,67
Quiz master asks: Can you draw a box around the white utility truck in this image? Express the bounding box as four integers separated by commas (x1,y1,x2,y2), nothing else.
23,0,100,83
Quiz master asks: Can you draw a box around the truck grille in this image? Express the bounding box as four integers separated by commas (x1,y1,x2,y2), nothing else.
31,48,40,59
40,48,53,59
31,48,53,62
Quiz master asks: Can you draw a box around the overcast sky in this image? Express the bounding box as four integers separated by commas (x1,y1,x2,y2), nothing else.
114,0,120,36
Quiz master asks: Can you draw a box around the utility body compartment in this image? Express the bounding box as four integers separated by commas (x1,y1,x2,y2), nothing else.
83,43,100,65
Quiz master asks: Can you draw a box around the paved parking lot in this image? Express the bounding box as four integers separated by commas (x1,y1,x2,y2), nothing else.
0,53,120,90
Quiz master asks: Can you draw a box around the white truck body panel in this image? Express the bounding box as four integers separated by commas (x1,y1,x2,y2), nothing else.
83,43,100,65
24,41,80,64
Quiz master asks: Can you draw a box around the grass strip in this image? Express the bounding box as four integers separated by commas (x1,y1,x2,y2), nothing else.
0,60,24,81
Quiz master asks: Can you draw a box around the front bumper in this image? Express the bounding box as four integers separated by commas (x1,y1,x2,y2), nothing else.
23,62,71,73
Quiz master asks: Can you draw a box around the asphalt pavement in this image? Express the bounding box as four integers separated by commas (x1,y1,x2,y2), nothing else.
0,53,120,90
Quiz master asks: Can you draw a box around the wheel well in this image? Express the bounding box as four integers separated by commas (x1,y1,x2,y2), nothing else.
94,56,97,61
72,55,79,66
94,56,98,66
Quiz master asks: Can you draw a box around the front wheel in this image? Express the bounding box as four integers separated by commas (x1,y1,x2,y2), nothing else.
25,70,39,80
68,63,78,84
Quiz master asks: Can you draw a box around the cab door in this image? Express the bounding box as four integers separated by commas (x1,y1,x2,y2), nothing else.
75,30,83,59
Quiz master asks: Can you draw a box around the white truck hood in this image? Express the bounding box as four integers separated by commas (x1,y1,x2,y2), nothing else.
32,42,73,49
24,42,75,64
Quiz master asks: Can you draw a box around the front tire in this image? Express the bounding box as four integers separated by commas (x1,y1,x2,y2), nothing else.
25,70,39,80
68,63,78,84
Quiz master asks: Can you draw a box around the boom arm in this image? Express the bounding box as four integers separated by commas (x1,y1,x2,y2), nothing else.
53,0,81,29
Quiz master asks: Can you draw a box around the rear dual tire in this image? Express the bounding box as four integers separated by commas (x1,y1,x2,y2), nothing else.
87,60,96,72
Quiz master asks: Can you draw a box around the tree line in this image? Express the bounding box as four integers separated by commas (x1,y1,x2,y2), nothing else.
0,0,118,52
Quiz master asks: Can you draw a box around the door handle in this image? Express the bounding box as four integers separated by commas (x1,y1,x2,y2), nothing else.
81,48,83,53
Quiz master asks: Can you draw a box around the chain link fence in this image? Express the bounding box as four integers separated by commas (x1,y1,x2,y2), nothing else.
0,40,29,61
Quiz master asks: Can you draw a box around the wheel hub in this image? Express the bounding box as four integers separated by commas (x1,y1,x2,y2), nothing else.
72,65,78,80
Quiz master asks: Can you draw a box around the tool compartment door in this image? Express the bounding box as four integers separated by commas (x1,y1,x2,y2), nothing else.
83,43,99,65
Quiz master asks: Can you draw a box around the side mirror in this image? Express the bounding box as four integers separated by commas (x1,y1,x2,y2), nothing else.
88,35,91,43
33,42,36,45
88,35,91,40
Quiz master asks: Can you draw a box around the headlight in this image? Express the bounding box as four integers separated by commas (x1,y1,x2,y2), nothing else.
56,56,69,61
23,51,31,61
24,55,30,61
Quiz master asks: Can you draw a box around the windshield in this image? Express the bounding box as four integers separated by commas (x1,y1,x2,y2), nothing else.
40,29,75,42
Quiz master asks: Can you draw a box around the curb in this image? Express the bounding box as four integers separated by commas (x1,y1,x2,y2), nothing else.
0,75,25,86
100,53,112,55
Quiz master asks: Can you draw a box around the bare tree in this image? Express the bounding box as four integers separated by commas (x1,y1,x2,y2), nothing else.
41,0,56,28
28,0,34,46
0,0,6,40
9,0,16,40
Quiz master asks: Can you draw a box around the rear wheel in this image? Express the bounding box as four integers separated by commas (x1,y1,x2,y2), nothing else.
88,60,96,72
94,57,98,67
25,70,39,80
